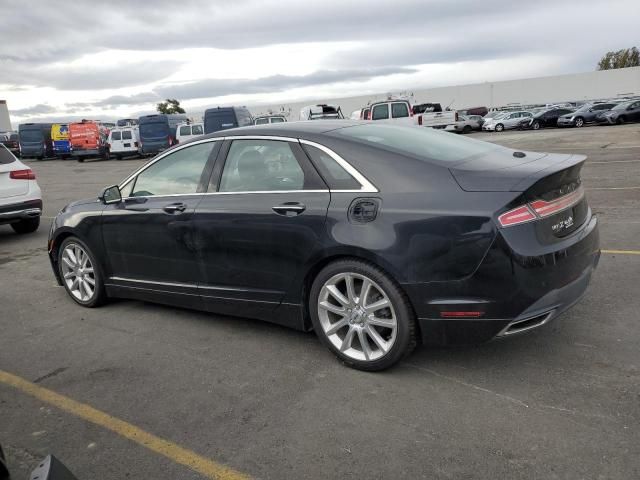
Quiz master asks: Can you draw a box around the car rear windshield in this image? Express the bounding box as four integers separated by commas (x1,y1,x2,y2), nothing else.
122,130,133,140
205,111,236,131
140,122,169,138
111,131,122,140
0,146,16,164
331,124,507,165
19,129,43,142
192,124,203,135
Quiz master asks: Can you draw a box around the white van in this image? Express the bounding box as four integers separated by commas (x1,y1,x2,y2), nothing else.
107,127,140,160
176,123,204,144
254,115,286,125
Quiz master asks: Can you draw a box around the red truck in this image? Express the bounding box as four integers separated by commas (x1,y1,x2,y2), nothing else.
69,120,109,162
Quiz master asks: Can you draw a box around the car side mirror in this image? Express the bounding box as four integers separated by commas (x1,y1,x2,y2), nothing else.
99,185,122,204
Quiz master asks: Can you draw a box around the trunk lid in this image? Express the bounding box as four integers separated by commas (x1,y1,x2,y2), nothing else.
449,150,585,192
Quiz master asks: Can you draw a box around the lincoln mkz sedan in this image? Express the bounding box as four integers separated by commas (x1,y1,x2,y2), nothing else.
48,122,600,370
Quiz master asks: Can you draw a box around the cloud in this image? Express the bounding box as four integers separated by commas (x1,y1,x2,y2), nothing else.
11,104,58,115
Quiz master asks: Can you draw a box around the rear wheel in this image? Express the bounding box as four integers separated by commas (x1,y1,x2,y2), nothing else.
463,125,472,134
11,217,39,234
495,123,504,132
116,154,122,160
532,121,541,130
77,157,85,163
574,117,584,127
58,237,106,307
309,259,416,371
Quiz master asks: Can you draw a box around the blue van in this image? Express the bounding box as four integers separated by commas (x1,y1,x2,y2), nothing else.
18,123,54,159
138,114,187,155
203,107,253,134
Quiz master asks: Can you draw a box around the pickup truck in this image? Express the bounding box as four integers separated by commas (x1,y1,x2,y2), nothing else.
368,100,458,129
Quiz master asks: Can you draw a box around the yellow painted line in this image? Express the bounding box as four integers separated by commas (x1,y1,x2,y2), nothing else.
601,249,640,255
0,369,250,480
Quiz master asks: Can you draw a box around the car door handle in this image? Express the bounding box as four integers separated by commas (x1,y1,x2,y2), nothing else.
163,203,187,214
272,202,306,216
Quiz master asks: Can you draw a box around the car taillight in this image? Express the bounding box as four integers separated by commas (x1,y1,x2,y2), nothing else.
455,112,459,121
134,141,139,147
418,115,423,126
498,187,584,227
10,169,36,180
168,136,173,146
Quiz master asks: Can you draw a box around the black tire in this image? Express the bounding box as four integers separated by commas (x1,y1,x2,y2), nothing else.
309,259,416,371
574,117,584,127
116,154,122,160
103,149,111,161
494,123,504,132
463,125,472,134
11,217,40,234
77,157,85,163
532,121,540,130
57,236,107,308
616,116,625,125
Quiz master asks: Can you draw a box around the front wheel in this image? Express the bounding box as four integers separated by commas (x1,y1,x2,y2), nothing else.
494,123,504,132
309,259,416,371
11,217,40,234
574,117,584,127
532,121,540,130
58,237,106,307
462,125,472,134
616,116,626,125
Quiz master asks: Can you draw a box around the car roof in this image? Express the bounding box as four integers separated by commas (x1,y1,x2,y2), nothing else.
204,120,361,139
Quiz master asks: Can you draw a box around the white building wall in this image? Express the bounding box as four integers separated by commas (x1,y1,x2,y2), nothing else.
0,100,12,131
249,67,640,119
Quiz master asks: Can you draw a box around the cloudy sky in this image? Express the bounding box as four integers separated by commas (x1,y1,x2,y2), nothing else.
1,0,637,123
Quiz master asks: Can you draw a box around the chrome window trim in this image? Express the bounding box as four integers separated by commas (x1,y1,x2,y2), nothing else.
118,134,378,196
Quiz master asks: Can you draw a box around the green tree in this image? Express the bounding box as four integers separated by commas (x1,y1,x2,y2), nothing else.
597,47,640,70
156,99,186,114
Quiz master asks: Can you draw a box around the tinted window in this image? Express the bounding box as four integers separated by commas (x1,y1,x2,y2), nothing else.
9,134,18,141
302,144,360,190
271,117,285,123
179,126,191,135
204,110,236,133
131,142,215,197
391,102,409,118
19,129,43,142
111,131,122,140
371,104,389,120
219,140,306,192
140,122,169,138
236,109,253,127
332,124,507,165
255,118,269,125
0,145,16,164
612,103,630,111
122,130,132,140
192,124,203,135
594,104,614,110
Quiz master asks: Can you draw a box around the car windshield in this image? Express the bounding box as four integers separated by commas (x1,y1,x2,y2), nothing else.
488,112,506,120
19,129,43,142
331,124,508,165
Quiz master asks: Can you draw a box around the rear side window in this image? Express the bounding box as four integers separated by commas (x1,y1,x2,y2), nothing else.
192,125,203,135
0,145,16,164
271,117,285,123
179,126,191,136
122,130,133,140
255,118,269,125
111,131,122,140
391,102,409,118
371,104,389,120
302,144,360,190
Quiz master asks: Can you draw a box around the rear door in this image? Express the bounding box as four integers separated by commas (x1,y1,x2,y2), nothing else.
193,137,330,317
110,130,123,152
121,129,135,152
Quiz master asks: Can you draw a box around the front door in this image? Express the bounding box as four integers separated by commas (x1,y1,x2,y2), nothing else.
101,140,219,304
193,138,330,319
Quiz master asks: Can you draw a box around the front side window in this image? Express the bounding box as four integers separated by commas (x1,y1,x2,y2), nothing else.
391,102,409,118
122,130,132,140
371,104,389,120
255,118,269,125
111,131,122,141
270,117,285,123
192,125,204,135
219,140,308,192
130,142,215,197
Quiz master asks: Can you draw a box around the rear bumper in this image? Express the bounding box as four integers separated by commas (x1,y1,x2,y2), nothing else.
406,214,600,346
71,149,101,157
0,199,43,225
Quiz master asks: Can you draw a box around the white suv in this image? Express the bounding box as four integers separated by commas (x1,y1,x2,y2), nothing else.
0,144,42,234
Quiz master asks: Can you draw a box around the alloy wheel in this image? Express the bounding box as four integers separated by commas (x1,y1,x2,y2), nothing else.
318,272,397,362
60,243,96,302
575,117,584,127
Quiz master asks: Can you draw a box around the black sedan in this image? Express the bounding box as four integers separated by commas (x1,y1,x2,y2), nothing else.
595,100,640,125
523,108,576,130
48,122,600,371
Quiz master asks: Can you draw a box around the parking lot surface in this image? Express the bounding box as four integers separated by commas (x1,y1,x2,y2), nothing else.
1,125,639,479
